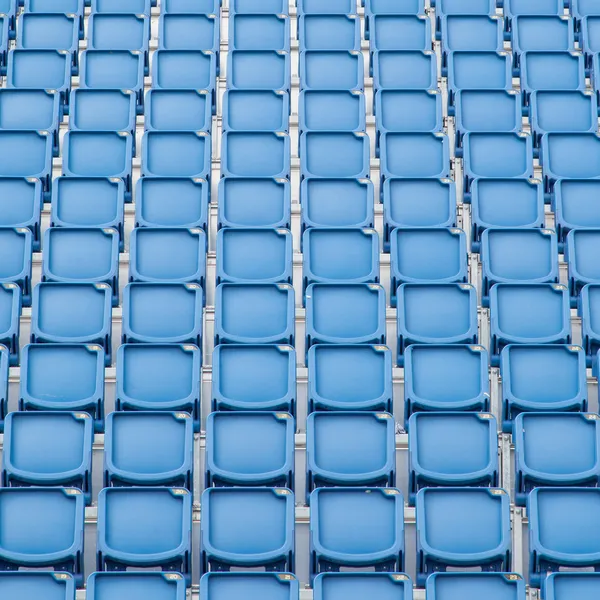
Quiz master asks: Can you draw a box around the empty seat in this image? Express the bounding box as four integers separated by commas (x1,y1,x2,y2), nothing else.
223,90,289,132
470,178,545,251
567,230,600,301
426,573,526,600
480,228,559,303
505,0,565,18
300,50,364,91
31,282,112,363
212,344,296,412
2,411,93,503
514,412,600,506
579,283,600,361
528,488,600,587
90,0,151,13
0,283,20,364
302,178,374,231
314,573,412,600
300,132,370,179
116,344,201,430
229,0,287,12
396,283,478,364
306,411,395,498
372,50,437,92
87,572,186,600
389,228,468,304
298,15,360,51
305,283,386,351
222,132,290,179
227,50,290,92
404,344,490,422
200,487,295,573
122,283,203,347
581,16,600,55
200,573,298,600
554,179,600,245
129,228,206,288
24,0,83,29
303,228,379,290
501,344,587,431
104,411,193,489
0,346,6,428
0,178,42,251
219,177,291,229
544,572,600,600
370,15,432,63
300,90,365,134
308,344,393,413
214,283,294,345
206,411,295,488
162,0,218,11
20,344,105,429
217,228,292,285
416,487,511,586
0,0,17,35
97,487,192,584
310,487,404,581
462,133,534,193
0,227,32,306
136,178,209,231
435,0,496,22
299,0,356,13
0,572,76,600
408,412,498,504
43,228,119,305
229,14,289,51
146,90,212,133
159,14,219,52
142,132,211,179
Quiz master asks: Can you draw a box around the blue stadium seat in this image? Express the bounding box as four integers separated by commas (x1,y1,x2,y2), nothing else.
0,0,15,36
223,90,289,132
373,50,437,92
0,178,42,251
370,15,432,58
302,178,374,231
303,228,379,291
201,487,295,573
480,228,559,303
314,573,412,600
122,283,203,348
214,283,294,345
397,283,478,364
146,90,212,133
206,411,294,488
230,14,289,51
219,177,290,229
79,50,145,113
0,488,84,584
0,227,32,306
505,0,565,18
528,488,600,587
200,573,299,600
142,132,211,180
43,228,119,305
129,228,206,288
229,0,286,12
0,346,6,427
300,90,365,134
462,133,534,194
88,572,186,600
500,344,587,432
306,283,386,351
222,131,290,179
0,572,76,600
97,487,192,584
23,0,83,32
51,178,125,251
300,50,363,91
514,412,600,506
162,0,219,11
544,572,600,600
579,283,600,363
380,132,450,182
416,487,511,586
104,411,193,489
470,178,544,252
90,0,151,13
434,0,496,34
581,16,600,57
567,229,600,300
573,0,600,18
300,132,369,179
116,344,201,430
212,344,296,412
20,344,105,429
299,0,357,13
159,14,219,53
306,411,395,498
228,50,290,92
2,411,93,502
389,228,468,304
0,283,20,364
365,0,424,17
136,178,209,231
404,344,490,422
426,573,526,600
217,228,292,285
298,15,361,51
554,180,600,247
308,344,393,413
62,131,133,200
310,487,404,581
408,412,498,504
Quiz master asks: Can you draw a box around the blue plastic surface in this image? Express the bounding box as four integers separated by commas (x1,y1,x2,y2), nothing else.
299,90,365,133
0,283,20,364
159,14,219,52
200,573,299,600
223,90,289,132
162,0,218,11
567,230,600,299
574,0,600,18
299,0,356,13
0,227,32,306
578,283,600,362
0,346,7,429
222,131,290,179
142,132,211,180
505,0,565,18
554,179,600,245
0,178,42,251
373,50,437,92
581,16,600,56
229,0,286,12
298,15,360,51
426,573,526,600
544,572,600,600
300,50,364,91
300,132,369,179
0,572,76,600
87,572,186,600
90,0,150,12
228,50,290,92
314,573,412,600
370,15,431,57
230,14,289,51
